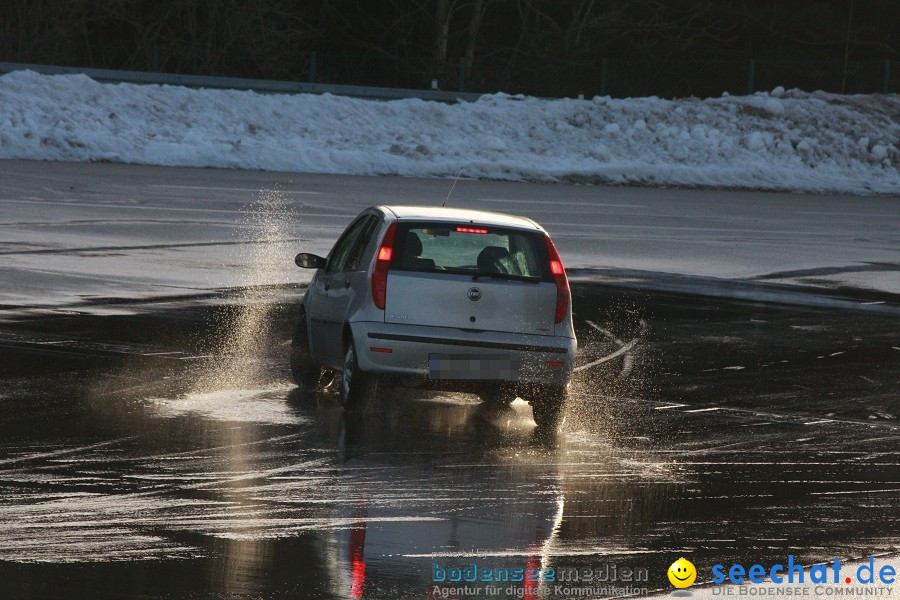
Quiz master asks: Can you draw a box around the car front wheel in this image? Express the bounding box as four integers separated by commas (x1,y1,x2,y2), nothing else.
290,307,321,390
341,339,377,411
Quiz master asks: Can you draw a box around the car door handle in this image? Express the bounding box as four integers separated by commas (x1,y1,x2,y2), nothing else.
324,283,330,291
344,280,351,288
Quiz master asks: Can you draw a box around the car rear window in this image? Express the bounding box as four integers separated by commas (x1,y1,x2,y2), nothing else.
391,222,551,281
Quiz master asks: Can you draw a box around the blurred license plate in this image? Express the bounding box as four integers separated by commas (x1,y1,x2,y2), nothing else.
428,354,520,380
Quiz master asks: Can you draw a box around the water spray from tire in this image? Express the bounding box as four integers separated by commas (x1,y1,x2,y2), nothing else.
192,189,299,393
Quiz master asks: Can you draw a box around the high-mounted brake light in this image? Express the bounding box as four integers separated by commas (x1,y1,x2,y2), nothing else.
371,222,397,310
456,226,489,234
544,235,569,324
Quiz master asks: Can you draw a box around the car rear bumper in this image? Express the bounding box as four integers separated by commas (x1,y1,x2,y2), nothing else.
350,321,576,386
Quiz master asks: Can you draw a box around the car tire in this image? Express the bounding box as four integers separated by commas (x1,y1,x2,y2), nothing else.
479,384,517,408
341,338,376,412
290,307,321,390
530,385,567,431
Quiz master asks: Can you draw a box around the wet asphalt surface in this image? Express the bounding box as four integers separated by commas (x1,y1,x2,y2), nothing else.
3,160,899,308
0,282,898,599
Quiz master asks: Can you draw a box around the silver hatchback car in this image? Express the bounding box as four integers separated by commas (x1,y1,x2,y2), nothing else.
291,206,576,428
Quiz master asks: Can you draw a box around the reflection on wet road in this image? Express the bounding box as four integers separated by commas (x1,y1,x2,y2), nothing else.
0,285,898,598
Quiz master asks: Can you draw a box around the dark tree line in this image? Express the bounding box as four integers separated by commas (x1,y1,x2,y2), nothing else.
1,0,897,96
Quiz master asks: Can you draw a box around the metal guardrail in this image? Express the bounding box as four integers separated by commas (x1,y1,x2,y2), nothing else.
0,61,486,103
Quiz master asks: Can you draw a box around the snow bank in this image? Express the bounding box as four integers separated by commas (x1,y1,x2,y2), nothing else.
1,70,898,194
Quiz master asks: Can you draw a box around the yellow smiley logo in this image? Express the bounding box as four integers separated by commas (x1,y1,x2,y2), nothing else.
668,557,697,588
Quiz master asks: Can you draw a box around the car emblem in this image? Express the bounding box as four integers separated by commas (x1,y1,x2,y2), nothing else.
467,287,482,301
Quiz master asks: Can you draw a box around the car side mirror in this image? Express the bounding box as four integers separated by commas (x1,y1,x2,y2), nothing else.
295,252,326,269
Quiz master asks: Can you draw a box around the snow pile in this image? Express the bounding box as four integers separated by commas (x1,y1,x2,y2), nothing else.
1,70,898,193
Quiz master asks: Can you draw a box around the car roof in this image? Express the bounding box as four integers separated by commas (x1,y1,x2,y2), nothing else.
378,205,542,231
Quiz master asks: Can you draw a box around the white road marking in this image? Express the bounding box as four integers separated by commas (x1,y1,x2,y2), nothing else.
798,211,900,218
0,438,136,467
811,489,900,495
477,198,645,208
0,198,245,214
636,397,900,430
587,321,638,378
150,185,321,195
0,198,337,218
587,323,624,345
546,223,860,236
574,319,640,372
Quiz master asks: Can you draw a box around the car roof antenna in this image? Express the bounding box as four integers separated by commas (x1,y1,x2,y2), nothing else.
442,168,463,207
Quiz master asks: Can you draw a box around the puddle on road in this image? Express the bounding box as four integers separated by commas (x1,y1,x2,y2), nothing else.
2,221,899,596
149,383,300,425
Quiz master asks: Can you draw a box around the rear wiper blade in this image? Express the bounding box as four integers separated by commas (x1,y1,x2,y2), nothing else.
471,272,541,283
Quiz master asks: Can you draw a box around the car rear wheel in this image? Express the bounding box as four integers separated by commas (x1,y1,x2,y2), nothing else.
341,339,377,412
479,383,517,408
290,307,321,390
530,385,567,431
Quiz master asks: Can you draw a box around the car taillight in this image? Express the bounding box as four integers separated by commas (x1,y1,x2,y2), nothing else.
371,222,397,310
544,235,569,324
